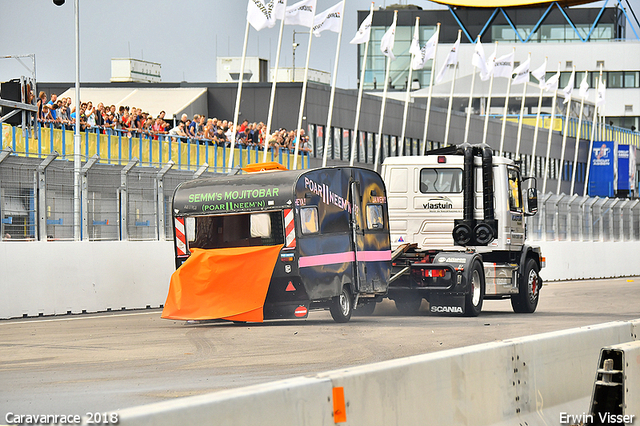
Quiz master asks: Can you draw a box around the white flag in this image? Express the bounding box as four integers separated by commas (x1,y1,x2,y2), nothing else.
350,10,372,44
435,32,461,84
512,57,530,85
544,69,560,92
531,61,546,88
579,72,589,99
562,68,575,104
380,13,397,61
412,30,437,70
596,77,606,107
471,39,489,78
247,0,278,31
480,46,496,81
312,1,343,37
284,0,316,27
409,22,421,58
493,51,514,79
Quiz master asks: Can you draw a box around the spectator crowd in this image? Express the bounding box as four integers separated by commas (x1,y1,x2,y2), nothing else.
35,91,312,153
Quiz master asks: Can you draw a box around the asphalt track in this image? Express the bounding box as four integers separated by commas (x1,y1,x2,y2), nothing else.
1,277,639,418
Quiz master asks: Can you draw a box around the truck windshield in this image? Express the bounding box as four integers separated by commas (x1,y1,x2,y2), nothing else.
186,211,284,250
420,168,463,193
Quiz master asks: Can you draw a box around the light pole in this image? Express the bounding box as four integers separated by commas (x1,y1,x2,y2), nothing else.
54,0,81,241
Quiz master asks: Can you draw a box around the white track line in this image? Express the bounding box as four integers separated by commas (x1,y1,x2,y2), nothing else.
0,310,161,325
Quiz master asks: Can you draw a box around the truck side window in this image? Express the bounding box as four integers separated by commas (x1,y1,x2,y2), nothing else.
366,204,384,230
508,169,523,212
300,207,319,234
420,168,463,193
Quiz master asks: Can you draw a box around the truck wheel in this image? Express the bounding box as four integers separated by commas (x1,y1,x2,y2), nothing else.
354,301,376,316
511,259,540,313
394,297,422,315
464,261,485,317
330,286,353,323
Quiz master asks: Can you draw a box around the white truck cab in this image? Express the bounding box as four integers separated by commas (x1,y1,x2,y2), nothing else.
381,144,544,316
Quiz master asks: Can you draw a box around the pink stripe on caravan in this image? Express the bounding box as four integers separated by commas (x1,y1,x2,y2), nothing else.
299,251,356,268
355,250,393,262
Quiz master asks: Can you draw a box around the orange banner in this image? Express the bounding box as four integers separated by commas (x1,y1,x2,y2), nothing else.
162,245,283,322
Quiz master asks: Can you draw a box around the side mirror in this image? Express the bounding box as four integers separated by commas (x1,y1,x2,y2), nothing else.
526,187,538,216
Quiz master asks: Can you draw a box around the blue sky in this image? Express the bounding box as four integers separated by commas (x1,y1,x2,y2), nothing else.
1,0,638,89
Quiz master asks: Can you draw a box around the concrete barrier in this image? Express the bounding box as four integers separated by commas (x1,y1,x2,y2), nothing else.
0,241,174,319
536,241,640,281
112,319,640,426
1,240,639,319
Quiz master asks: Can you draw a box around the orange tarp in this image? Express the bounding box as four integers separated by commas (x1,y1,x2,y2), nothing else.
162,245,283,322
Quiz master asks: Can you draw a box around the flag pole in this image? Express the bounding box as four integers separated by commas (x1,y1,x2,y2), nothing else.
464,36,480,144
514,53,531,162
399,16,419,157
264,0,288,164
292,20,314,170
583,67,602,197
530,57,547,177
542,63,560,194
374,9,397,173
570,71,588,195
481,42,498,146
228,20,251,171
421,22,440,155
498,47,515,156
322,0,347,167
556,65,575,194
350,3,374,166
443,30,461,147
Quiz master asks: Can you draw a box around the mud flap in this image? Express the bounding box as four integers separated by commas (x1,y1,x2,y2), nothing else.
427,293,466,315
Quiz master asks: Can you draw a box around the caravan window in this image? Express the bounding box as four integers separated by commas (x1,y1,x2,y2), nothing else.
300,207,319,234
187,211,284,249
420,168,463,193
366,204,384,230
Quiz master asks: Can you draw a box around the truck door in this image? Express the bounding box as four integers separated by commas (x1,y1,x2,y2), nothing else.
350,181,373,293
507,167,525,248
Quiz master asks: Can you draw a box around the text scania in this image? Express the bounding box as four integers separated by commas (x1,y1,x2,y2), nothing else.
189,187,279,203
431,306,463,313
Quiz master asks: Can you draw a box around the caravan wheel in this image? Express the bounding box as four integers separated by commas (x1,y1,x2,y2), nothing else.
330,286,353,323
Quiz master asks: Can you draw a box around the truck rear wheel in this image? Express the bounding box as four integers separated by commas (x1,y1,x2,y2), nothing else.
511,259,540,313
330,286,353,323
464,261,484,317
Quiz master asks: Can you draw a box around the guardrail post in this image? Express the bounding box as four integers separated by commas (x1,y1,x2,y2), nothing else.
156,160,174,241
193,163,209,179
578,196,588,241
599,197,609,242
0,147,13,241
629,200,640,241
552,195,563,241
607,198,619,242
617,199,630,241
80,154,99,241
566,194,578,241
119,159,139,241
36,152,59,241
539,193,552,241
585,196,599,241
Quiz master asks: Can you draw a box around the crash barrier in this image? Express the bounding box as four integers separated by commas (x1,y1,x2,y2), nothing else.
1,122,311,173
0,241,174,319
113,319,640,426
1,237,639,319
529,193,640,242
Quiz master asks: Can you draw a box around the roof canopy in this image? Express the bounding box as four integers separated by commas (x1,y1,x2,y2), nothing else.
428,0,597,7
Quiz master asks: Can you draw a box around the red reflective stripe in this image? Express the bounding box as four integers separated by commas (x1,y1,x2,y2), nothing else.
284,208,296,248
175,217,187,256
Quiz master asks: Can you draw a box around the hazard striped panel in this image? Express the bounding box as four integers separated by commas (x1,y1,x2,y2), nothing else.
175,217,187,256
284,209,296,249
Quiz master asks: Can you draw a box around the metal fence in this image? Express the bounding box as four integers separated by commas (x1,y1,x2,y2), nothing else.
529,193,640,242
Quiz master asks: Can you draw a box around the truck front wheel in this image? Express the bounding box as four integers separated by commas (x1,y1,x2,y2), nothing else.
464,261,485,317
330,286,353,323
511,259,540,313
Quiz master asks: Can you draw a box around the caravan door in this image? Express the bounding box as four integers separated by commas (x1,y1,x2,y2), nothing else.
350,181,373,293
